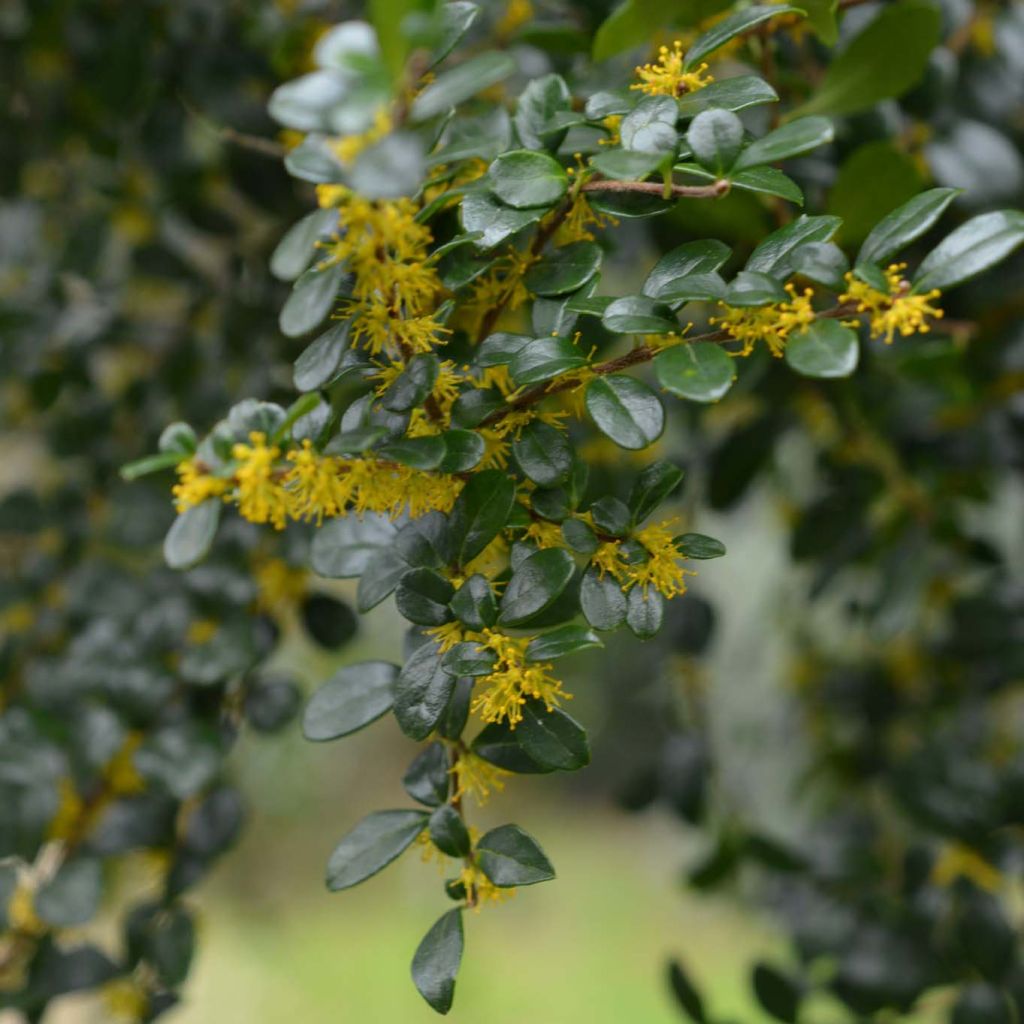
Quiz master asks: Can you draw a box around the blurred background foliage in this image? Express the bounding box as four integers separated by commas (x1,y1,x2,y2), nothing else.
2,0,1023,1022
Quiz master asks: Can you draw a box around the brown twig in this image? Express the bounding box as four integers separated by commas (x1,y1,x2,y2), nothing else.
581,179,730,200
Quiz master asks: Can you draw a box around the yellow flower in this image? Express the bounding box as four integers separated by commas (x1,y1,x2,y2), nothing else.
523,519,564,549
7,885,44,935
105,733,146,795
253,557,308,611
284,441,356,523
711,284,818,357
231,432,290,530
458,861,514,909
632,42,713,97
931,842,1002,891
840,263,943,345
172,458,230,513
598,115,621,147
592,521,694,599
553,193,617,245
498,0,533,36
471,630,569,727
425,620,472,653
450,751,509,806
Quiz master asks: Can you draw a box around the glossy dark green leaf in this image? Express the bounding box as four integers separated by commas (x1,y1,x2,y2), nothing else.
726,270,787,306
858,187,959,265
411,909,464,1015
513,421,572,486
685,5,803,68
279,262,346,338
626,587,663,638
912,210,1024,293
498,548,576,626
35,858,102,927
676,76,779,117
411,51,517,121
357,548,409,612
302,661,397,742
377,435,446,471
448,469,515,565
395,568,455,626
326,809,428,890
628,461,684,526
428,803,471,858
476,824,555,886
525,624,603,661
669,959,707,1022
516,702,590,770
524,241,602,296
656,342,734,403
442,642,497,677
589,148,663,182
602,296,679,335
785,241,848,289
271,208,338,281
164,500,220,570
461,191,545,249
403,742,451,807
293,319,352,392
687,109,744,174
515,73,572,150
746,215,842,275
561,517,599,554
752,963,801,1024
381,353,440,411
735,117,833,171
580,566,627,631
620,95,679,155
488,150,568,210
476,331,533,366
643,239,731,299
676,533,727,559
450,574,499,630
394,642,458,740
311,513,396,578
509,335,587,386
439,429,485,472
586,375,665,450
785,320,859,378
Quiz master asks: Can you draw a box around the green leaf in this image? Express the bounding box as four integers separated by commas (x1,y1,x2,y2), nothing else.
279,262,347,338
602,296,679,334
395,569,455,626
513,421,572,486
403,743,451,807
629,461,684,525
311,513,396,578
643,239,731,299
357,548,409,613
586,376,665,450
428,804,471,858
450,574,499,630
725,270,787,306
752,963,801,1024
685,6,803,68
515,73,572,150
655,342,734,403
620,95,679,155
442,642,497,677
590,496,631,536
669,959,708,1023
516,702,590,770
590,148,663,182
439,430,485,473
376,435,446,471
800,0,838,42
676,533,727,559
489,150,568,209
449,470,516,565
791,0,942,117
119,450,183,481
381,353,439,412
476,331,532,366
411,909,464,1014
580,566,627,631
394,642,457,741
461,191,545,249
35,858,101,927
326,809,428,890
687,109,744,174
476,824,556,886
626,587,663,638
294,320,352,392
271,209,338,282
655,272,727,305
829,141,925,247
509,335,587,386
525,624,603,661
164,500,220,570
785,241,848,290
734,116,832,171
499,548,576,626
524,241,602,296
676,76,778,117
858,188,960,266
302,662,397,741
746,215,841,275
411,51,517,121
785,320,859,378
729,167,804,206
593,0,666,62
912,210,1024,293
284,134,346,184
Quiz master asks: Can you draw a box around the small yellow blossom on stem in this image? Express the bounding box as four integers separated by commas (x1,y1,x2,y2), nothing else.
840,263,944,345
172,459,229,512
632,41,713,97
458,861,514,909
232,432,290,530
711,284,817,357
471,629,569,727
593,521,694,599
285,441,355,523
450,750,509,805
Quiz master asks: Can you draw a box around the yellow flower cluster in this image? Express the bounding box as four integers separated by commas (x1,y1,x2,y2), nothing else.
173,433,463,529
172,459,230,511
711,284,816,357
593,521,694,599
632,42,713,97
459,860,514,909
450,750,510,805
471,629,569,728
840,263,944,345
